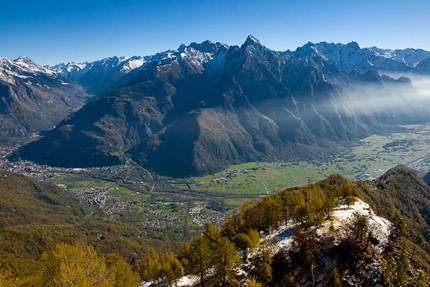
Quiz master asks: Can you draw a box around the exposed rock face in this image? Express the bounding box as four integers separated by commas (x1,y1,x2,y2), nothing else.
12,37,430,176
0,56,89,143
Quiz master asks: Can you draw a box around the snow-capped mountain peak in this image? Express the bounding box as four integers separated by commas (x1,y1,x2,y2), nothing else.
0,56,14,67
53,55,147,77
367,46,430,67
177,44,216,67
120,56,146,72
245,34,262,46
15,55,34,64
14,56,55,76
0,56,57,84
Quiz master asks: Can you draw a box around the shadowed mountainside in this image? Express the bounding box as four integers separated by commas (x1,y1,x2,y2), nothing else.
12,37,430,177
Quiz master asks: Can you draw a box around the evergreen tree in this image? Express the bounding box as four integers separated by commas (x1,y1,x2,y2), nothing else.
385,214,406,253
396,242,409,286
290,227,317,281
291,227,317,268
203,222,221,246
233,232,252,259
247,229,260,249
382,252,396,286
344,196,355,207
232,229,259,259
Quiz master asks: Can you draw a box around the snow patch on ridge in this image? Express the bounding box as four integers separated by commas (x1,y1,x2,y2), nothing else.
269,198,391,252
0,56,57,84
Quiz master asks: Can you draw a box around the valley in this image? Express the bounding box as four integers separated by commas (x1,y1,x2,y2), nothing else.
187,123,430,196
3,36,430,285
3,1,430,284
2,123,430,247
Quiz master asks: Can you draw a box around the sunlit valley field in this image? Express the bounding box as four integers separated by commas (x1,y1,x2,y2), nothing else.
3,122,430,285
3,4,430,282
189,123,430,196
2,123,430,246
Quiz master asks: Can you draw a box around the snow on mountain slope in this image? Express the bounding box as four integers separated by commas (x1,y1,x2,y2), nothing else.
141,276,196,287
267,198,390,253
0,56,57,84
52,41,229,96
52,41,229,80
284,41,430,74
368,47,430,67
151,198,391,287
53,56,146,79
0,56,89,143
120,57,145,72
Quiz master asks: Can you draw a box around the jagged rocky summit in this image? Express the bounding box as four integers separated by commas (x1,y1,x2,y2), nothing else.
10,36,430,176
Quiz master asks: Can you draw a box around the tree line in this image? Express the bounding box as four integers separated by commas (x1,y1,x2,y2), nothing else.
1,174,424,286
0,243,140,287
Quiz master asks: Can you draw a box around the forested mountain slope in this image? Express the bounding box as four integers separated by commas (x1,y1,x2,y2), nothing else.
0,171,163,281
13,37,430,177
142,170,430,286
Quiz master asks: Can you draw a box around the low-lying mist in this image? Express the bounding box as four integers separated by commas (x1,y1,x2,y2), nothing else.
387,73,430,99
337,73,430,117
249,73,430,136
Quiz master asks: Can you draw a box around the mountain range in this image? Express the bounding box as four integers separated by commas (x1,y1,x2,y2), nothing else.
6,36,430,177
0,56,89,143
52,55,146,96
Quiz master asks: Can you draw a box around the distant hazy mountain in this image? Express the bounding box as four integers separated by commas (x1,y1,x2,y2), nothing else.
0,56,88,143
284,41,430,74
286,42,406,73
52,56,147,96
51,41,430,99
51,41,231,97
12,36,430,176
368,46,430,67
414,57,430,74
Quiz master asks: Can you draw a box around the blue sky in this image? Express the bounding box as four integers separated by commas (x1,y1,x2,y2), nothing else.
1,0,429,65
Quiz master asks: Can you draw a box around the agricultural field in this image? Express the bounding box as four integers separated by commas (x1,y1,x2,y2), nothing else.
2,124,430,242
183,124,430,198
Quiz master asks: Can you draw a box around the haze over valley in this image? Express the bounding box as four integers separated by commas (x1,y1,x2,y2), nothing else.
4,36,430,179
3,36,430,235
2,1,430,284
